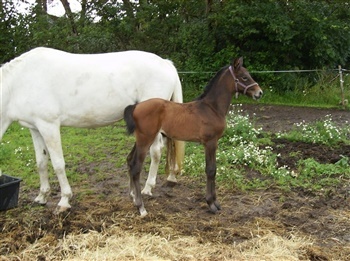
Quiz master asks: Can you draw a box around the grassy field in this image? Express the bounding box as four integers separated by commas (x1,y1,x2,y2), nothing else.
0,121,135,189
1,79,350,260
1,103,349,193
1,67,350,190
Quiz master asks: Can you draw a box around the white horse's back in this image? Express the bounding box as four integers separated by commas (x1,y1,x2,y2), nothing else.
3,47,182,128
0,47,183,213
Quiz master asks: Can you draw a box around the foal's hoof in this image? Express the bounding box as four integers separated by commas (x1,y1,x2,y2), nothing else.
208,201,221,214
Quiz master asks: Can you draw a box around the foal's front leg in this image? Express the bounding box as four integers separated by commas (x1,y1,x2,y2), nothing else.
127,143,148,217
204,141,221,213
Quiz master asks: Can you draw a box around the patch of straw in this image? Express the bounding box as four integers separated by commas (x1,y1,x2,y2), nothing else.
1,224,314,261
238,231,313,261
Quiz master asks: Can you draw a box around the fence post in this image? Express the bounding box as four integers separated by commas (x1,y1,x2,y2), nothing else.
339,65,345,109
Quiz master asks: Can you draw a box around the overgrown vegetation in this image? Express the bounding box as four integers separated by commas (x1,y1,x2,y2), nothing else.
1,0,349,96
1,1,349,109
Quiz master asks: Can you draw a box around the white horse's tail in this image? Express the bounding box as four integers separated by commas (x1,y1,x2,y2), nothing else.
166,137,185,177
168,72,185,175
171,73,183,104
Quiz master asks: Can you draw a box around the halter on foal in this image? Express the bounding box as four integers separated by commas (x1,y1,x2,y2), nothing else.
124,57,263,217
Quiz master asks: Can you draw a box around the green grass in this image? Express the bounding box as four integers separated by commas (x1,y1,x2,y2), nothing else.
253,85,349,109
183,73,350,110
0,121,135,189
0,124,36,184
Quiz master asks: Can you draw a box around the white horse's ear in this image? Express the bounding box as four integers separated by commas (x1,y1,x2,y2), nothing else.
233,57,243,70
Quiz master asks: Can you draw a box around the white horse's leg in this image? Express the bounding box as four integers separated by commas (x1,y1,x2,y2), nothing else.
142,133,164,196
37,123,72,212
30,129,51,205
0,119,11,140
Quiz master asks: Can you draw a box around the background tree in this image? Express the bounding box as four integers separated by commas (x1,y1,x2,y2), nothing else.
1,0,349,92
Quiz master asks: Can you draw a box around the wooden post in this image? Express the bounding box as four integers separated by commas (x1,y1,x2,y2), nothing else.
339,65,345,109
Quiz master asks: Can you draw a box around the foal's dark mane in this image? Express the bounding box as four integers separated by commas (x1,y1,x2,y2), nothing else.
194,65,229,101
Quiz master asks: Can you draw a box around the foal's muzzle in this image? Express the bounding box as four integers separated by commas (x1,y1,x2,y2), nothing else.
253,89,263,100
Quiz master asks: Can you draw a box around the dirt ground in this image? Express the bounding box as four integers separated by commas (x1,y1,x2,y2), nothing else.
1,104,350,260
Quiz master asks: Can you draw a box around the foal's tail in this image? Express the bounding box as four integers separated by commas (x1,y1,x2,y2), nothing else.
124,104,137,134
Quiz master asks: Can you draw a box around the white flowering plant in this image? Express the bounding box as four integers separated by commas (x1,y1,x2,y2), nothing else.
183,105,350,191
276,115,350,145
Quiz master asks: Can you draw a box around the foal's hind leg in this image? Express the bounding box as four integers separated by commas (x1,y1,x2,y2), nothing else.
127,143,148,217
127,145,137,199
204,141,221,213
142,133,164,196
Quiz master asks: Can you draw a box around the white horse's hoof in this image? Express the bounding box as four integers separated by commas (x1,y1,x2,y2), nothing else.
141,186,153,196
34,195,48,205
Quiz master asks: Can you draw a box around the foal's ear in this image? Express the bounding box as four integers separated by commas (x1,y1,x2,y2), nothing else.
233,57,243,70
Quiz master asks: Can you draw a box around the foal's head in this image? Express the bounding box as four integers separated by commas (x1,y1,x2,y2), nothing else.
230,57,263,100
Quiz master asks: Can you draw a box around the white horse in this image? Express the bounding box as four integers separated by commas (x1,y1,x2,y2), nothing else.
0,47,185,213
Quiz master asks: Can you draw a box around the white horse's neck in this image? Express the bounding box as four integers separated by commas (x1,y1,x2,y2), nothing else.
0,62,13,100
0,66,13,140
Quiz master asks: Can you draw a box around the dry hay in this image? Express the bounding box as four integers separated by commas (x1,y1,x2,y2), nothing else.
1,223,313,261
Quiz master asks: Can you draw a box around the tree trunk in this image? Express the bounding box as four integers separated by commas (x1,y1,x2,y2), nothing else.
122,0,134,19
79,0,87,26
60,0,78,35
34,0,47,15
205,0,212,15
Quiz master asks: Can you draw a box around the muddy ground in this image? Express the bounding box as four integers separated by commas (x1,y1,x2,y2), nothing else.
1,104,350,260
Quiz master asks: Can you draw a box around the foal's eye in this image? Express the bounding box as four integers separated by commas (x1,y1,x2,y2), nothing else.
242,76,248,82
